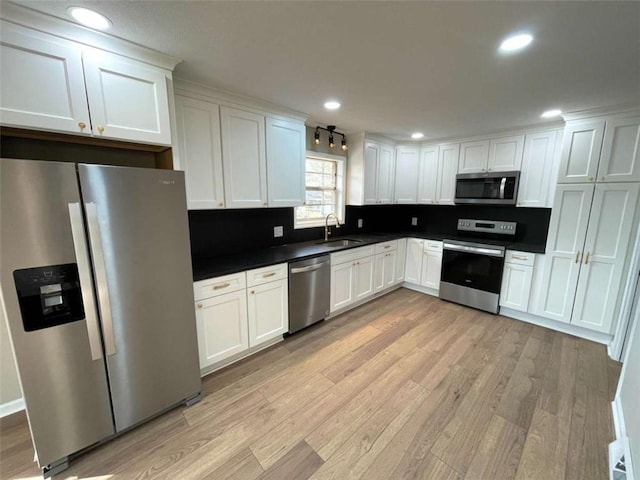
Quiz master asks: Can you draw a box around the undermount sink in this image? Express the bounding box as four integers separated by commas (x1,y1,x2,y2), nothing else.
316,238,363,247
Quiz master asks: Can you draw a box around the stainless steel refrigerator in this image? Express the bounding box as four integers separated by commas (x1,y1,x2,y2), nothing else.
0,158,201,477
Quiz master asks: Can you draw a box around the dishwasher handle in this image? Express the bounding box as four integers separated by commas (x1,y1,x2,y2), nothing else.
290,262,328,274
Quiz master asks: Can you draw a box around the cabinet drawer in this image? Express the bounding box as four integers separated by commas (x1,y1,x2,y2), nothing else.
246,263,288,287
331,245,375,265
424,240,443,252
374,240,398,254
505,250,535,267
194,272,246,301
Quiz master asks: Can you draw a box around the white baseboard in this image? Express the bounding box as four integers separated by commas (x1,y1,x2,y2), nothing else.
499,307,613,346
611,396,635,480
401,282,439,297
0,397,25,418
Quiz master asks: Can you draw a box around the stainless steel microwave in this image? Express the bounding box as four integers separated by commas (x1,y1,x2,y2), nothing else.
454,171,520,205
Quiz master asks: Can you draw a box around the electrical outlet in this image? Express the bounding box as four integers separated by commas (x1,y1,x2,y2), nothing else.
357,219,363,228
411,217,418,226
273,226,283,238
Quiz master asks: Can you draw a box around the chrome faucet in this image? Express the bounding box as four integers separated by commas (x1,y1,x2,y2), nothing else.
324,213,341,241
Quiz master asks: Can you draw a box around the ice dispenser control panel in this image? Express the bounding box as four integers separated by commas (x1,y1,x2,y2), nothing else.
13,264,85,331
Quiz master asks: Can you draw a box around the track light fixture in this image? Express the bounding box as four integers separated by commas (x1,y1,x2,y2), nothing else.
314,125,347,151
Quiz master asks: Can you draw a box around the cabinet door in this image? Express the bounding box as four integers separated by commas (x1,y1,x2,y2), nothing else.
0,22,91,135
83,50,172,145
266,117,305,207
420,250,442,290
373,254,386,293
247,278,288,346
459,140,489,174
354,256,375,301
377,144,395,204
417,146,438,204
500,263,533,312
383,251,397,289
174,96,225,209
330,262,355,312
395,238,407,283
363,142,379,205
404,238,424,284
195,290,249,368
488,135,524,171
538,184,595,323
571,183,640,333
394,147,420,204
598,116,640,183
557,120,605,183
518,130,558,208
436,144,460,205
220,106,268,208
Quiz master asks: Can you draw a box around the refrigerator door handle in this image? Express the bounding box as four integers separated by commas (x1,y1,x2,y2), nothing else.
68,203,103,361
85,202,117,356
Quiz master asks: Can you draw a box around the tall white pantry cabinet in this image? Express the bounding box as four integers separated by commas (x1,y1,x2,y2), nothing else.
538,113,640,335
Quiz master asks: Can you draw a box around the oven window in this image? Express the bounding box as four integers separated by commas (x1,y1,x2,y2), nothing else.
441,249,504,294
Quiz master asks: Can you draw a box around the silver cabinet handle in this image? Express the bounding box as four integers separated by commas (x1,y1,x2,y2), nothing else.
213,282,231,290
262,272,277,278
512,255,529,261
85,202,116,357
575,251,581,263
291,263,326,274
585,252,590,264
68,203,102,361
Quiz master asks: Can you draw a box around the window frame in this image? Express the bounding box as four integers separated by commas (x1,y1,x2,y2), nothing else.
294,151,346,229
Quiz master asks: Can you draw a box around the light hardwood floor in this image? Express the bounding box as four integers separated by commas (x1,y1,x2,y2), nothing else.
0,288,621,480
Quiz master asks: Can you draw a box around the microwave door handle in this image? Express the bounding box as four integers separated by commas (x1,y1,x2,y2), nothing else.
68,203,103,361
499,177,507,200
85,202,116,357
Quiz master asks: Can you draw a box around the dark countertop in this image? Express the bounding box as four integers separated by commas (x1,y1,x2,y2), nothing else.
192,232,546,281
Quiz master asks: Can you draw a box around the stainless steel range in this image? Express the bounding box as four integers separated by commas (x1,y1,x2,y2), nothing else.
439,219,516,313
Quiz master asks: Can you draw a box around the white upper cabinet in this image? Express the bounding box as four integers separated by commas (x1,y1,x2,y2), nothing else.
436,143,460,205
394,146,420,204
417,146,438,204
598,116,640,182
488,135,524,171
83,50,172,145
0,22,173,145
517,130,560,208
0,22,91,135
220,106,268,208
348,137,396,205
557,119,606,183
266,117,305,207
458,140,490,174
174,95,225,209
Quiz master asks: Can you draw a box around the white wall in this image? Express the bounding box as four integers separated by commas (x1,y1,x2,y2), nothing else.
618,281,640,476
0,298,22,408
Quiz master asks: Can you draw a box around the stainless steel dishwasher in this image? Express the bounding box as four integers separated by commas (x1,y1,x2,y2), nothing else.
288,255,331,334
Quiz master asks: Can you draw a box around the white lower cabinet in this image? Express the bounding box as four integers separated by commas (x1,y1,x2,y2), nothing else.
538,183,640,333
420,241,443,291
196,288,249,368
330,245,376,312
194,264,288,372
247,278,288,346
404,238,442,294
374,241,398,293
500,251,535,312
395,238,407,283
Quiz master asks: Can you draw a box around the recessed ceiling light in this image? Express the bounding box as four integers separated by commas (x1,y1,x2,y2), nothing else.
67,7,112,30
541,109,563,118
411,132,425,140
324,101,341,110
499,33,533,53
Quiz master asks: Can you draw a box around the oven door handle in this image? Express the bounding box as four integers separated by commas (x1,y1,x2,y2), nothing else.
443,242,505,257
499,177,507,200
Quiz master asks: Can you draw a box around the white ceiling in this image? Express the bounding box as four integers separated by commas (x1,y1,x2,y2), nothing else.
9,1,640,141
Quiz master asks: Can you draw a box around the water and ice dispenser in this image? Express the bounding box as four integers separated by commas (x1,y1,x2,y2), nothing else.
13,264,85,331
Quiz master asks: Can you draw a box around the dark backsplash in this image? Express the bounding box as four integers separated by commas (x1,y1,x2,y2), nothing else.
189,205,551,262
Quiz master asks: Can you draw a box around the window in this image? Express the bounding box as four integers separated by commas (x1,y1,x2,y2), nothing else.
294,153,346,229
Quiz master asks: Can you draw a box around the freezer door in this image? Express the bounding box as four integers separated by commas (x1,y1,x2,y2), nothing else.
78,164,200,431
0,159,114,468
